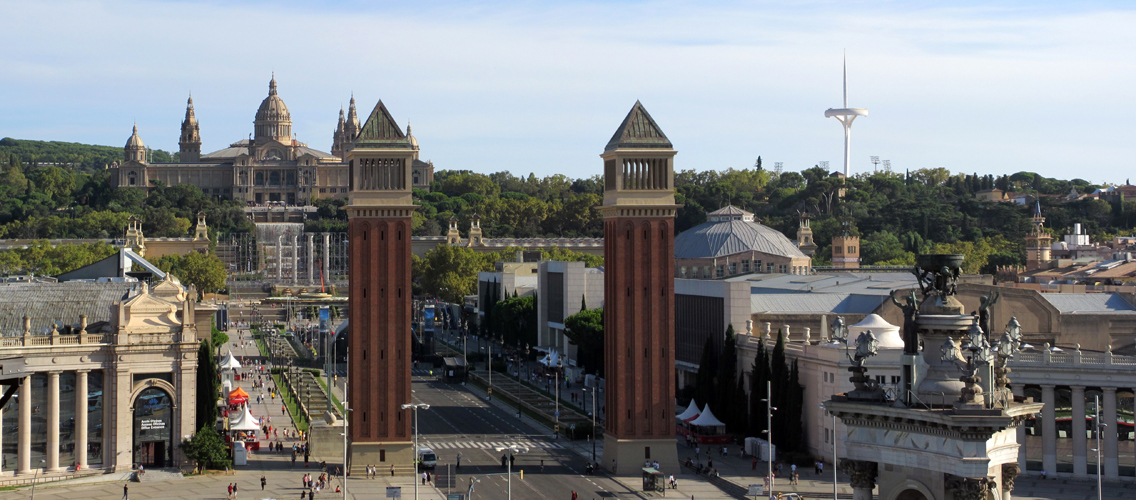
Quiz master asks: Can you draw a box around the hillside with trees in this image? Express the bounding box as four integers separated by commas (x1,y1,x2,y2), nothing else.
0,137,176,173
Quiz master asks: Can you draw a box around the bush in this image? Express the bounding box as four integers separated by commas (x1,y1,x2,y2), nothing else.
181,426,232,470
563,420,596,440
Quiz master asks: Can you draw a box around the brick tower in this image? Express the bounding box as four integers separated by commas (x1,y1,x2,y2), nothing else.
345,100,416,471
600,101,680,474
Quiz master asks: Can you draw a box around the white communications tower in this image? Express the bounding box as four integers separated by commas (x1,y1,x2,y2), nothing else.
824,55,868,177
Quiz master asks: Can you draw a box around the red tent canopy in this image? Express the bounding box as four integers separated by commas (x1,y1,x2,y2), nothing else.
228,387,249,404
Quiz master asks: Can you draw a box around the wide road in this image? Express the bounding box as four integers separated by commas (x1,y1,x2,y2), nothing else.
408,369,644,500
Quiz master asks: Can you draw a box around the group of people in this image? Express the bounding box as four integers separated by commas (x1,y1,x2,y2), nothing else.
363,464,396,478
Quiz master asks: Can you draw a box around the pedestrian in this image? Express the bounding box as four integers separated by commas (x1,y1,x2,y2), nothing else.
227,483,234,500
122,483,129,500
391,464,395,476
233,482,239,498
301,491,306,500
752,457,757,470
261,475,267,490
422,471,427,485
611,459,617,474
456,453,462,469
540,459,544,472
572,491,578,500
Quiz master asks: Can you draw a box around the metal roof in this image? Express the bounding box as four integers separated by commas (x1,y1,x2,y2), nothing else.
726,272,918,296
749,293,886,314
1041,293,1136,315
0,282,139,336
675,219,806,260
201,139,336,160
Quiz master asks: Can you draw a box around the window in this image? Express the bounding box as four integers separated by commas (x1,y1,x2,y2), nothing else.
876,375,886,384
766,263,774,273
891,376,900,384
269,171,281,186
679,266,687,277
286,171,296,186
320,188,326,193
755,260,762,272
715,265,725,278
825,428,831,444
779,264,787,274
729,263,737,275
848,246,857,253
742,260,750,273
703,266,711,279
255,172,265,186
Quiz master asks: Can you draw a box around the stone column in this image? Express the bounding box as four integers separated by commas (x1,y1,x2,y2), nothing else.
1002,464,1020,500
307,234,315,284
17,376,30,474
46,371,60,471
1012,384,1027,471
839,459,877,500
322,234,330,285
276,235,283,280
291,234,299,282
1042,384,1057,476
1103,386,1119,478
75,370,88,470
1071,385,1086,477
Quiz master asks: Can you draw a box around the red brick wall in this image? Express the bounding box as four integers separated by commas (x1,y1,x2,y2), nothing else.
604,216,675,439
348,216,412,442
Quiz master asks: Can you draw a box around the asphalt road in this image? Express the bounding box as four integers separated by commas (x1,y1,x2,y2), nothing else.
408,371,643,500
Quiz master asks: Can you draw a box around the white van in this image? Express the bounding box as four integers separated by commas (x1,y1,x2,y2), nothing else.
418,448,437,470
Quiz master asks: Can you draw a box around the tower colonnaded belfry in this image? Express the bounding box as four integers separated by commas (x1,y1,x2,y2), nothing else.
345,99,417,470
600,101,681,474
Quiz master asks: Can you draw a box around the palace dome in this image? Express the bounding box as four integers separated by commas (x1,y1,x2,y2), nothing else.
125,124,144,149
255,75,291,123
675,205,807,260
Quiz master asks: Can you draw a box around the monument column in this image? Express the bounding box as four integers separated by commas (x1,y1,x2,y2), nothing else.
322,234,330,285
17,376,31,474
345,100,417,472
1103,386,1119,478
599,101,680,474
75,370,89,469
276,235,283,280
1071,385,1086,477
840,459,877,500
307,234,315,284
46,371,60,471
291,234,299,282
1041,384,1057,476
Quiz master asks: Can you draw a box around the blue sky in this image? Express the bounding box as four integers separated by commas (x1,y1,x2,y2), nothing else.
1,1,1133,183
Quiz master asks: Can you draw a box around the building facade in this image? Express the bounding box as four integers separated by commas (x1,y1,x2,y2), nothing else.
674,206,812,279
0,277,210,475
107,77,434,205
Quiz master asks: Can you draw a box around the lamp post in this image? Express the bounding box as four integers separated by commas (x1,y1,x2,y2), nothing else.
31,459,45,500
401,403,431,500
761,380,775,495
1094,394,1104,500
820,403,837,500
555,357,562,439
583,387,597,461
494,445,528,500
341,365,349,500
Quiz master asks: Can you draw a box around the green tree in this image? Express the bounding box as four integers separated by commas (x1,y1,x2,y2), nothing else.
181,426,232,470
153,252,228,296
715,326,741,432
563,307,604,376
415,244,497,303
693,336,717,411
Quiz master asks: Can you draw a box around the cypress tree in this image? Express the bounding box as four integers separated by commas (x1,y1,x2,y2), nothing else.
787,358,804,450
694,336,717,411
196,339,219,431
716,325,739,431
748,339,768,437
770,331,788,451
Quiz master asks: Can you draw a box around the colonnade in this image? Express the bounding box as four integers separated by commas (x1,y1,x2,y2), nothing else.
11,370,91,474
1012,383,1132,480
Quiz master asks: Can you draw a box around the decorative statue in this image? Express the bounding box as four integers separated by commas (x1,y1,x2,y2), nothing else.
890,290,920,355
852,330,880,367
978,291,1001,340
831,316,848,344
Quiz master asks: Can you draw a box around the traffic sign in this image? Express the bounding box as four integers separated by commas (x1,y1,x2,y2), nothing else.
386,487,402,498
747,484,764,496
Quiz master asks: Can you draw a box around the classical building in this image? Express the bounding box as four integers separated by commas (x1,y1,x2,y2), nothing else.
107,76,434,206
0,274,211,475
674,205,812,279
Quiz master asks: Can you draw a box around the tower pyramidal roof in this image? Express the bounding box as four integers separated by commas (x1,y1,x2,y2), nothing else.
354,100,412,149
605,100,672,152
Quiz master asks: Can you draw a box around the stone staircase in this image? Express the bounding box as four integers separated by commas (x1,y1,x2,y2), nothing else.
135,468,184,483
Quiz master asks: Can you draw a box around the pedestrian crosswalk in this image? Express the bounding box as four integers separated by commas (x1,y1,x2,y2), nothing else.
421,440,564,451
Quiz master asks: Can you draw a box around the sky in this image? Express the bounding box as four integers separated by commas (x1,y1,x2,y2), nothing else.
1,0,1134,183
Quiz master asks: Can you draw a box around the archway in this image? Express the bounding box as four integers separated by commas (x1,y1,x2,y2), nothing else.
133,387,173,468
894,489,928,500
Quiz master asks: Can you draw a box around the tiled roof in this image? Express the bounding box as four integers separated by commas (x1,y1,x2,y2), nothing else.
354,101,412,149
675,219,806,260
201,139,336,160
1041,293,1136,315
605,101,671,152
0,282,139,336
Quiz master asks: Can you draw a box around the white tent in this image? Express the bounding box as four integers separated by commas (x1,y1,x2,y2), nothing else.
689,405,726,427
676,399,701,421
229,404,261,431
538,350,561,367
219,350,242,371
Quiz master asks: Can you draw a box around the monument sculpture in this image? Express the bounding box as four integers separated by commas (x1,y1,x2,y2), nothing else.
824,254,1043,500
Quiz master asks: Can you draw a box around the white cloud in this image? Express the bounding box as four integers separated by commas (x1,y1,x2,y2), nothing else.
0,0,1132,182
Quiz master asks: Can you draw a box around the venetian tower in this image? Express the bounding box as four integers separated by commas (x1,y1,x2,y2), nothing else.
345,99,417,470
1025,202,1053,271
179,95,201,163
600,101,680,474
797,212,818,257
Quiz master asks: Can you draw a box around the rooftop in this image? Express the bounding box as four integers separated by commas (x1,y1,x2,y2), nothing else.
1041,293,1136,315
0,281,140,336
675,207,806,260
